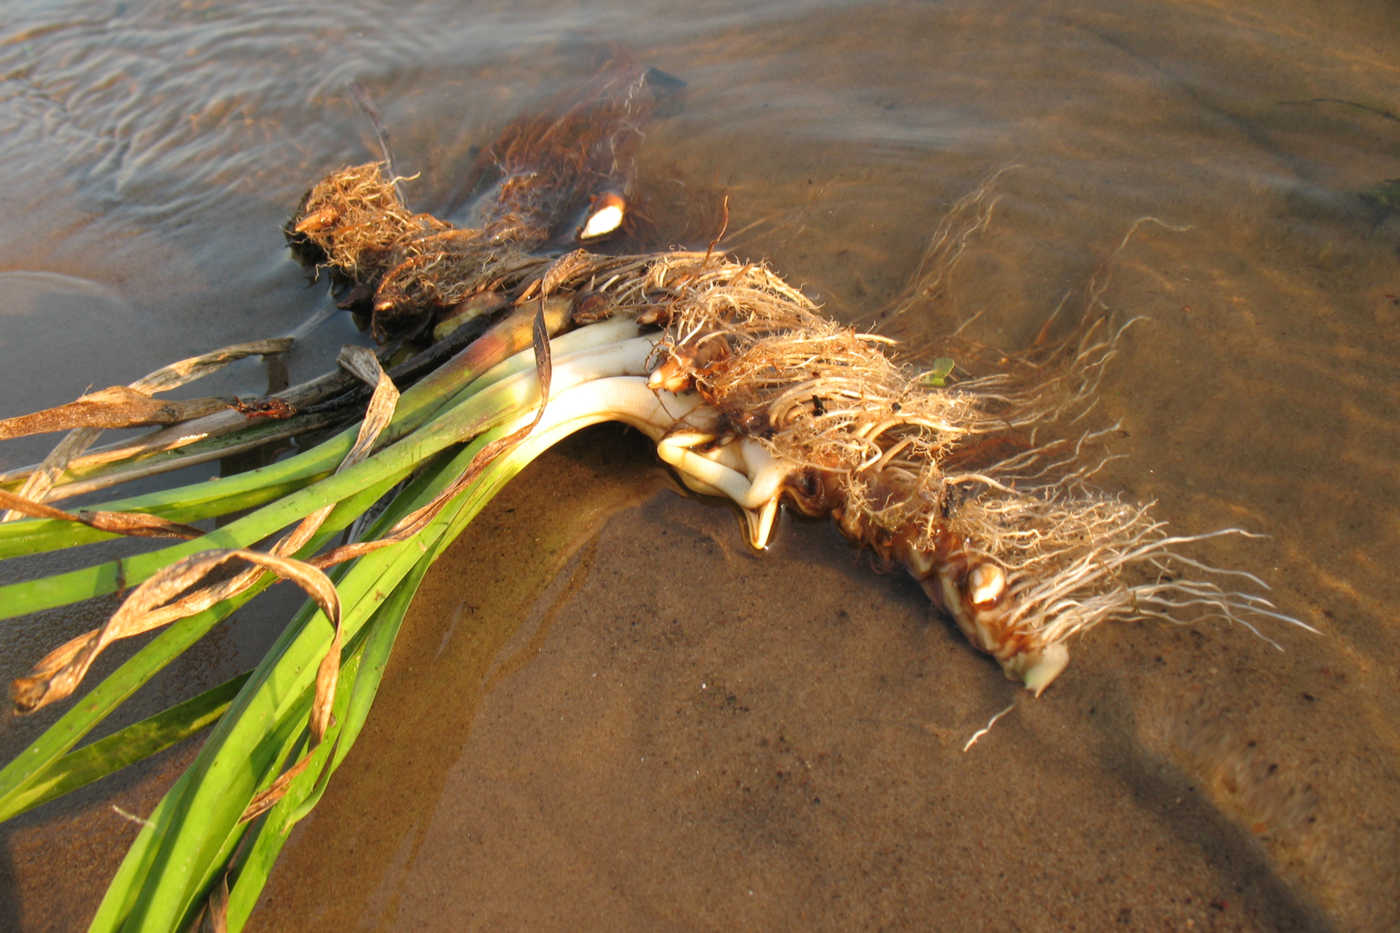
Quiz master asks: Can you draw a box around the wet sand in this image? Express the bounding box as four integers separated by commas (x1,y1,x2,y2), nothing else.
255,433,1363,931
2,0,1398,930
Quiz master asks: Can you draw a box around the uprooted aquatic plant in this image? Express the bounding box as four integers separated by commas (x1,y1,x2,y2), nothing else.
0,59,1311,931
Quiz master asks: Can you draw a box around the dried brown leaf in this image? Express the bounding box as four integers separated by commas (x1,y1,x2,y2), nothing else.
11,548,340,714
0,387,236,439
0,488,204,540
1,338,292,517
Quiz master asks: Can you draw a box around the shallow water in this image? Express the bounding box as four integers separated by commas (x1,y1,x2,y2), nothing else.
1,0,1397,929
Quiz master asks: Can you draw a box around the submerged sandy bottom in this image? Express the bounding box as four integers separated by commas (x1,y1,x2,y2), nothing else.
247,419,1389,931
1,0,1397,929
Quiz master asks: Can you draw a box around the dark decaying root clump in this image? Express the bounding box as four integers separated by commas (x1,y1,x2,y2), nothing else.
285,57,669,342
285,162,451,281
287,161,533,341
447,56,662,240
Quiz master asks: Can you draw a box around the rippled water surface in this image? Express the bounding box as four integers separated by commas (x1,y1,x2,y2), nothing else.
2,0,1397,929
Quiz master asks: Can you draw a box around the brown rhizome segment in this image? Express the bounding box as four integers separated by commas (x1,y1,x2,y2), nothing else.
284,151,1309,694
